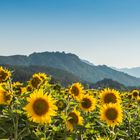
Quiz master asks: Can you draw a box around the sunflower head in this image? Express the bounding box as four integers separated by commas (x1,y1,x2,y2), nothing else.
132,90,139,99
99,88,121,105
37,73,48,81
56,100,66,111
12,82,24,95
100,103,123,127
69,83,84,100
29,74,43,89
26,85,33,92
80,94,96,112
24,89,57,124
0,67,11,83
0,84,13,105
66,109,83,131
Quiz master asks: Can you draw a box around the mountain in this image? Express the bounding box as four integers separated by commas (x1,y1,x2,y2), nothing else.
0,51,140,86
118,67,140,78
81,59,95,66
90,78,127,90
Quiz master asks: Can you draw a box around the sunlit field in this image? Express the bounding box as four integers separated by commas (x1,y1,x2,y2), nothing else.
0,66,140,140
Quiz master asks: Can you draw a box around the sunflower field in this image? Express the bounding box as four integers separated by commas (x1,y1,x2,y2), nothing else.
0,66,140,140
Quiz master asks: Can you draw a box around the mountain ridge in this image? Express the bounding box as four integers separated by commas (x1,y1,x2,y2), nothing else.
0,51,140,86
119,67,140,78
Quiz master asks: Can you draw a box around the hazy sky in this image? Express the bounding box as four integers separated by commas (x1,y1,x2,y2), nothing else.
0,0,140,68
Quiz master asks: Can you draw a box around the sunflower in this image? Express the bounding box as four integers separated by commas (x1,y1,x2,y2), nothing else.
79,94,96,112
26,85,33,92
66,109,83,131
100,103,123,127
0,84,13,105
56,100,66,111
24,89,57,124
69,83,84,100
132,90,139,99
29,74,43,89
12,82,24,94
37,73,48,81
99,88,121,105
0,67,11,83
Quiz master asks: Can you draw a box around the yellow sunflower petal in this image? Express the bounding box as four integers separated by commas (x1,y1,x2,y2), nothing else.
24,89,57,124
66,109,84,131
69,82,84,100
80,94,96,112
99,88,121,105
100,103,123,127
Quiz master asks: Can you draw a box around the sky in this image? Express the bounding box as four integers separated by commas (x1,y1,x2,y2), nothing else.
0,0,140,68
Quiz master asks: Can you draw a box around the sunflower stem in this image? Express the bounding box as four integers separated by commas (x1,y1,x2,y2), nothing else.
9,79,19,140
109,126,115,140
13,115,19,140
64,95,70,140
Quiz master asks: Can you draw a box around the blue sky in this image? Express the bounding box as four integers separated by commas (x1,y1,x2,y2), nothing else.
0,0,140,68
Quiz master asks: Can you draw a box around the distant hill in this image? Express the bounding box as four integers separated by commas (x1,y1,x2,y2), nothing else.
118,67,140,78
0,51,140,86
90,78,127,90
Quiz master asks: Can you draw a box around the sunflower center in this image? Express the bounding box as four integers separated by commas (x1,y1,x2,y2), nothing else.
105,108,118,121
27,85,32,91
104,93,117,103
0,70,8,82
71,86,79,96
31,77,42,88
81,98,92,109
40,75,46,80
68,112,79,124
33,98,49,116
133,92,138,97
4,93,11,102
